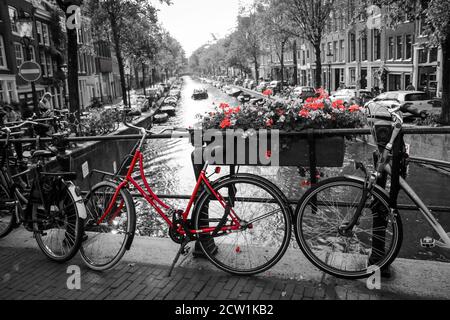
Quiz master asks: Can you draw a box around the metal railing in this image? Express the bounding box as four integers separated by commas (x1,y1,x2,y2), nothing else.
4,126,450,214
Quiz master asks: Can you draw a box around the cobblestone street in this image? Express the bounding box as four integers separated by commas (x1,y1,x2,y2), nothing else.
0,246,415,301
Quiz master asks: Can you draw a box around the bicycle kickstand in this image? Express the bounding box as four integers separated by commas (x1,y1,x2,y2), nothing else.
167,238,190,277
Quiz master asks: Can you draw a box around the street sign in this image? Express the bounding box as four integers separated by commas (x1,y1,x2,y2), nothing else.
19,61,42,82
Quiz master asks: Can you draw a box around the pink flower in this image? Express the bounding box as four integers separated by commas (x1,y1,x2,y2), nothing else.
266,119,274,127
265,150,272,159
299,109,310,118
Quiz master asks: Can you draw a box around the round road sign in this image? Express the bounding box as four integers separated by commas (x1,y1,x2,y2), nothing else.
19,61,42,82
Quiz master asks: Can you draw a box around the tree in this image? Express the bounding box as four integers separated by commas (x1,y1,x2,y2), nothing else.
84,0,170,105
283,0,338,89
373,0,450,123
55,0,83,118
235,6,264,80
257,0,298,88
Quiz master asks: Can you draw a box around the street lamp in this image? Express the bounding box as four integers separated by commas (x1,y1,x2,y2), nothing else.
124,65,132,109
16,12,40,116
326,52,334,94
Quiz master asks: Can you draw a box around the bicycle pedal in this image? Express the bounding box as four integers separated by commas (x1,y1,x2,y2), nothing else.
420,237,436,248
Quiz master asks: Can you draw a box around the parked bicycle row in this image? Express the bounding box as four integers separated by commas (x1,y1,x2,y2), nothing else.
1,101,448,281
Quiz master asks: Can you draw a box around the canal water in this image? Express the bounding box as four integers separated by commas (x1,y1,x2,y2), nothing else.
135,76,450,263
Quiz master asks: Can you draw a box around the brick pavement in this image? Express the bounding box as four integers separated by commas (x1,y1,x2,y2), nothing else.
0,247,413,300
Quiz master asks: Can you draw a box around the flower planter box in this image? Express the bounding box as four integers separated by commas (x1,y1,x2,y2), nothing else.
192,131,345,167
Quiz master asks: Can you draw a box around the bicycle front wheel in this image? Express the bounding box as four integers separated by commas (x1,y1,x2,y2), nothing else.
81,181,136,271
294,177,403,279
193,175,291,276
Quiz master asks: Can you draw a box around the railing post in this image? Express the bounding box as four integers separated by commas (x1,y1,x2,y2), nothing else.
307,129,318,185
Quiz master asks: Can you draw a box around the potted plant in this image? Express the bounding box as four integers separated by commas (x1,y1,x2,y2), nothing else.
195,89,365,167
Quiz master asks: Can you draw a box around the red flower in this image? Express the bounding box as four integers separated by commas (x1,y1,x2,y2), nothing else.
348,105,361,112
219,103,229,110
220,117,231,129
263,89,273,96
265,150,272,159
234,106,241,113
299,109,310,118
332,100,344,109
266,119,274,127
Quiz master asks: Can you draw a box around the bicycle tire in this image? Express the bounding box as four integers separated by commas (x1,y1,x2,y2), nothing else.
294,176,403,280
81,181,136,271
0,183,16,238
192,175,291,276
34,181,84,263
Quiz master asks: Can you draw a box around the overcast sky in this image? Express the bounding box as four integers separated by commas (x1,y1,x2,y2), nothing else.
155,0,252,57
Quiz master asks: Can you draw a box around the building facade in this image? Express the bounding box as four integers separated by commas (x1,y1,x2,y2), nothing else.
263,3,443,98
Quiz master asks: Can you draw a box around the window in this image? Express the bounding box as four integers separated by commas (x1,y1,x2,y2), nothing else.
36,21,43,44
14,43,23,68
350,34,356,62
373,29,381,60
396,36,403,59
405,93,428,101
24,46,36,62
388,74,402,91
0,36,7,69
418,48,428,63
361,35,367,61
339,40,344,61
350,68,356,84
333,41,338,62
388,37,394,60
7,82,14,102
46,54,52,77
42,24,50,46
405,35,413,60
40,51,47,76
0,82,5,102
430,47,438,62
9,7,18,34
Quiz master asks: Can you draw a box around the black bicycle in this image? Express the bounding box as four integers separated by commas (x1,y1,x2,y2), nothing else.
0,121,86,262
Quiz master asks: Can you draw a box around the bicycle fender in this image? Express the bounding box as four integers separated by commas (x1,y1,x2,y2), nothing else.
344,175,391,201
65,181,87,219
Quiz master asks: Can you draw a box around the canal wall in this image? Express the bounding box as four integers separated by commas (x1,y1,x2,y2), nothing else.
66,113,154,190
404,134,450,162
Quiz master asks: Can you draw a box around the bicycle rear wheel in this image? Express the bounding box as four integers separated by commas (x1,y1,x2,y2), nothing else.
294,177,403,279
34,182,83,262
81,181,136,271
0,184,16,238
193,175,291,276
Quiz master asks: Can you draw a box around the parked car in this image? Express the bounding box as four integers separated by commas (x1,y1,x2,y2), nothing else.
330,89,373,106
292,86,317,100
228,88,243,98
364,91,438,118
192,89,208,100
237,93,252,103
268,81,282,94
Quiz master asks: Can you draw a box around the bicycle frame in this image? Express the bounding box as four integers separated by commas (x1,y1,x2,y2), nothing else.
371,110,450,249
96,134,242,236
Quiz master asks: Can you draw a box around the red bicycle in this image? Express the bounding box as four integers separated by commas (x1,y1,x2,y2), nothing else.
80,123,292,276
